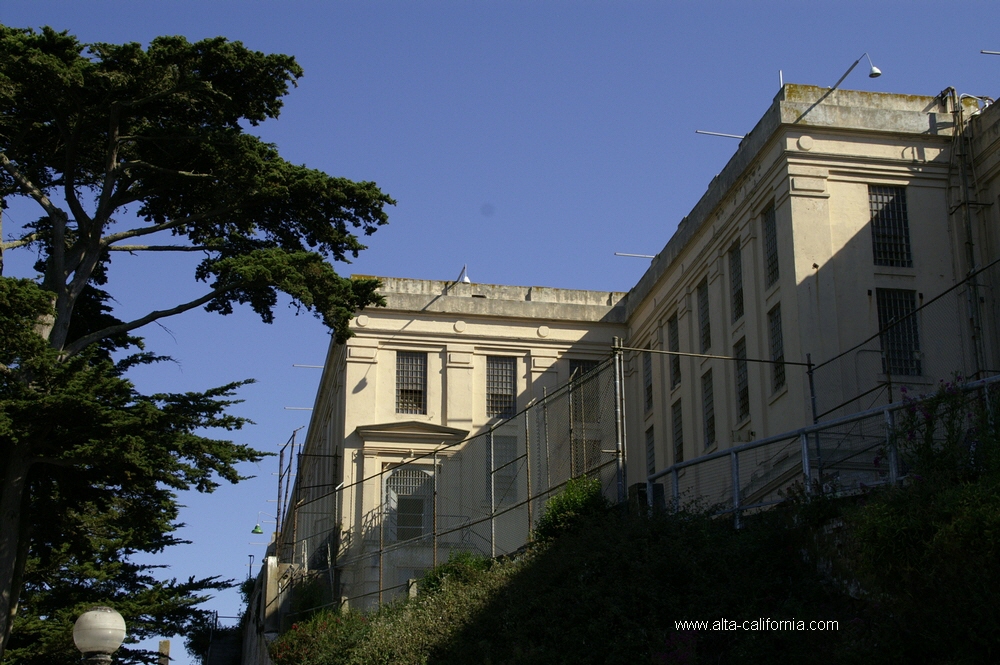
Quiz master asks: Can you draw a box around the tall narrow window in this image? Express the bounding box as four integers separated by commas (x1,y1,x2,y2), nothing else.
876,288,921,376
762,203,780,288
672,400,684,464
869,186,912,267
643,345,653,412
386,468,432,541
729,243,744,323
734,338,750,421
702,369,716,449
697,278,711,353
768,304,786,392
396,351,427,414
667,314,681,389
486,356,517,418
569,359,601,423
645,426,656,477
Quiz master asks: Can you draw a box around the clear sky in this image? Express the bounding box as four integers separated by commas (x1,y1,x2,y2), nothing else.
3,1,999,662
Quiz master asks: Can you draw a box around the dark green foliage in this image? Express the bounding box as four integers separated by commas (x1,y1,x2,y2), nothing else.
269,610,373,665
417,550,492,596
264,385,1000,663
532,475,610,541
831,381,1000,664
0,23,393,351
0,279,264,664
1,21,394,661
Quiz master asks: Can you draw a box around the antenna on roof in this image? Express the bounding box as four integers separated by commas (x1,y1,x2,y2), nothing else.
695,130,745,139
615,252,656,259
456,264,471,283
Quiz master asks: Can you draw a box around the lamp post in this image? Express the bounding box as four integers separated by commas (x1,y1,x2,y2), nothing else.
73,606,126,664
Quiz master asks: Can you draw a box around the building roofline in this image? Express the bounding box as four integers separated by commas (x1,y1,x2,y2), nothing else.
624,83,962,321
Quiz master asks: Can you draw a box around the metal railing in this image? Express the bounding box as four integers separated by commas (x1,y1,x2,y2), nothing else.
647,373,1000,527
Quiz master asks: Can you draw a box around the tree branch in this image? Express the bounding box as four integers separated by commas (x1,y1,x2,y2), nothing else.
0,153,69,223
0,233,42,251
100,206,233,246
107,245,217,252
61,285,236,357
118,160,216,179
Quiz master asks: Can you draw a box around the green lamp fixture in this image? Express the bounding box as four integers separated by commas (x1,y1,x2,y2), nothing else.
251,511,275,535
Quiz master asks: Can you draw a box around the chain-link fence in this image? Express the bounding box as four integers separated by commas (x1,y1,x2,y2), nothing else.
811,258,1000,420
273,355,624,618
648,373,1000,527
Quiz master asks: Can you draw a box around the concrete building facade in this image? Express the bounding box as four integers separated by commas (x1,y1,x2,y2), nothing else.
246,83,1000,649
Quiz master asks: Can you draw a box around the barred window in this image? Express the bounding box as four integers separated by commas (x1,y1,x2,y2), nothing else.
729,243,744,323
768,304,786,392
762,203,780,288
643,345,654,412
702,369,716,449
386,468,432,541
697,278,711,353
876,288,921,376
645,426,656,476
492,435,518,506
734,337,750,421
569,359,599,379
672,400,684,464
667,314,681,389
569,359,601,424
486,356,517,418
869,186,912,267
396,352,427,414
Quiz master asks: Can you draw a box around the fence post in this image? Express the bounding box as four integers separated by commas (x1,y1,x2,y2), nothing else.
671,467,680,513
885,408,899,485
489,430,496,558
378,466,384,607
432,450,438,569
800,432,812,494
613,337,628,505
731,451,742,529
524,411,533,535
542,386,551,491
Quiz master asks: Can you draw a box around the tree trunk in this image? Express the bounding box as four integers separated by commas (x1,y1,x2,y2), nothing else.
0,444,31,661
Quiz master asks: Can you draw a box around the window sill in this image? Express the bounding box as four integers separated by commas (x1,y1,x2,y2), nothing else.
768,383,788,406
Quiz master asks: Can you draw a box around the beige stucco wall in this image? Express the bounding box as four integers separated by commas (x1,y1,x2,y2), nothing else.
623,84,982,488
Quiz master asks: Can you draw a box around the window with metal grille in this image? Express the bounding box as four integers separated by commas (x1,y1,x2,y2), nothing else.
869,186,912,267
643,345,653,412
729,243,744,322
491,435,518,506
486,356,517,418
569,359,601,424
734,337,750,421
569,359,599,379
645,426,656,476
386,467,432,541
876,288,921,376
697,278,711,353
672,400,684,463
762,203,780,288
396,352,427,414
768,304,786,392
702,369,716,449
668,314,681,389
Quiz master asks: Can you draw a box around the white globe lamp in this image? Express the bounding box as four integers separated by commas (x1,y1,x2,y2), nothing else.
73,606,126,663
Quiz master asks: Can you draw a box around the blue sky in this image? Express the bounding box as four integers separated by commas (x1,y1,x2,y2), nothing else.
3,1,999,661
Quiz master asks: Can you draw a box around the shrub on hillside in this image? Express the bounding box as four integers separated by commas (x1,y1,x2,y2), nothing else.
533,475,610,540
